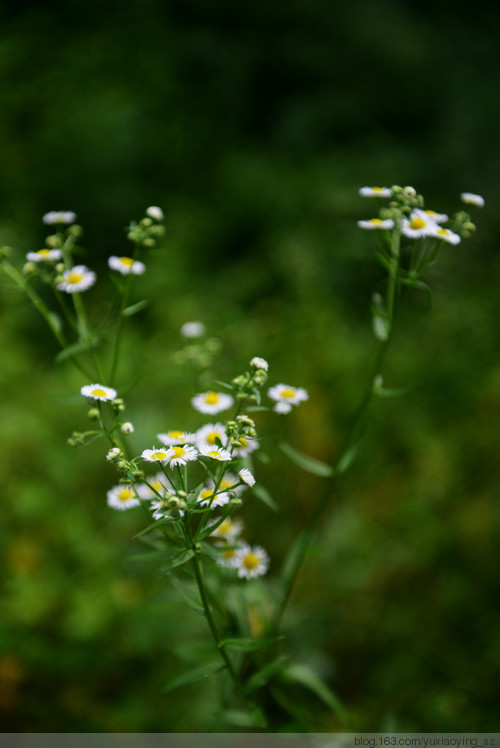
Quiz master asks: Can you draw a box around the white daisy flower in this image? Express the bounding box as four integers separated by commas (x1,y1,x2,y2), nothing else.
191,391,234,415
197,487,231,508
81,383,117,401
357,218,394,230
235,544,270,580
216,546,241,569
195,423,228,449
120,422,134,435
199,445,232,462
274,401,293,414
26,249,63,262
230,435,259,459
238,468,255,487
43,211,77,225
401,211,439,239
250,357,269,371
157,430,196,446
57,265,96,293
209,517,244,540
435,227,461,245
268,384,309,407
135,472,174,499
460,192,484,208
141,446,171,463
181,321,206,338
359,186,392,198
165,445,199,467
422,209,448,223
146,206,164,221
107,485,140,511
108,256,146,275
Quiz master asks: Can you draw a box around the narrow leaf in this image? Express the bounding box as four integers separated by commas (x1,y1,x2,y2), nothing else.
221,708,267,729
157,548,195,576
132,516,174,539
251,484,279,512
281,664,350,723
122,299,149,317
246,656,288,694
220,636,283,652
280,442,333,477
55,337,99,363
161,661,225,694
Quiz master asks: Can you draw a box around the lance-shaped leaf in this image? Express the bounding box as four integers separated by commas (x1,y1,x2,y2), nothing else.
219,636,284,652
162,661,225,694
371,291,389,341
251,484,279,512
280,442,333,477
122,298,149,317
280,663,350,724
157,548,195,576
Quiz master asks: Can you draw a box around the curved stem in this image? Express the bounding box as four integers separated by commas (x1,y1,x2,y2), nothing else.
274,230,402,627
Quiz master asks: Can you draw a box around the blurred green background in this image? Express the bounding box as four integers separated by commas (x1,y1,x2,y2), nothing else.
1,0,500,732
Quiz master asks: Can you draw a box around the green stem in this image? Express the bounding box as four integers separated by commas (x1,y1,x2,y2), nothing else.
274,230,402,628
1,260,92,379
183,518,248,699
108,244,139,386
72,290,105,382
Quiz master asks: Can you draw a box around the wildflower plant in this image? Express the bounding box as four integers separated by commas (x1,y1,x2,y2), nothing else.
0,185,482,730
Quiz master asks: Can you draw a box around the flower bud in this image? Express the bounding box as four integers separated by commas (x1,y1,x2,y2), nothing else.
106,447,121,462
45,235,60,248
23,262,35,275
120,422,134,435
87,407,100,421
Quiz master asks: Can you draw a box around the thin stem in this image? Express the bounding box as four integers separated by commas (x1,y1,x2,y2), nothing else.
182,518,248,698
274,230,402,628
0,260,92,379
108,244,138,386
72,290,105,382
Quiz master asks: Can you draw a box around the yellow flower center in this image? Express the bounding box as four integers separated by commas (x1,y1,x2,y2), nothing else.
67,272,84,284
150,480,163,492
168,430,184,440
243,553,260,570
152,451,167,460
200,489,214,500
204,392,219,404
118,488,134,501
372,187,383,192
233,437,248,450
222,549,235,559
220,477,234,490
437,229,449,236
37,249,51,257
206,431,221,445
425,210,437,216
217,520,232,536
120,257,134,267
409,217,426,230
280,389,296,398
369,218,383,224
91,388,107,397
208,450,221,459
172,446,186,458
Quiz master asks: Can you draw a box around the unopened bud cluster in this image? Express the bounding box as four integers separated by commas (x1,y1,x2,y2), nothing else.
127,209,165,248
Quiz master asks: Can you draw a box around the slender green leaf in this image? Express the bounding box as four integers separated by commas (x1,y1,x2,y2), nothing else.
55,337,99,363
122,299,149,317
161,661,225,694
196,514,229,541
281,663,350,724
132,516,174,539
47,311,63,335
280,442,333,477
168,572,205,616
220,636,284,652
245,406,269,413
251,484,279,512
280,531,307,587
246,656,288,694
375,385,409,399
157,548,195,576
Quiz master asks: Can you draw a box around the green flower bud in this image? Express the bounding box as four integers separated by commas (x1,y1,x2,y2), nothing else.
45,235,60,248
87,407,100,421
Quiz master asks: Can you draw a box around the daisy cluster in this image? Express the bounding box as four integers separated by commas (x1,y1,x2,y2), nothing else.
357,185,482,244
21,206,165,297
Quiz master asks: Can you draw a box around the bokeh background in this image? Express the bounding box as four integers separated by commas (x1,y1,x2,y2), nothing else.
1,0,500,732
